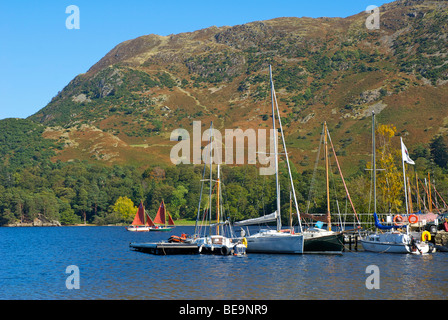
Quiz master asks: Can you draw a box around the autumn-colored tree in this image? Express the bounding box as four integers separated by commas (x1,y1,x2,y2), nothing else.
375,124,403,213
112,196,137,222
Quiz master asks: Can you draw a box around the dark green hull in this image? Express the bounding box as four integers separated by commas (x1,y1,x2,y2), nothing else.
303,232,344,253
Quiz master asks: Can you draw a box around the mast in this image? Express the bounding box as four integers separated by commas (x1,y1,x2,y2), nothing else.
269,65,281,231
416,173,421,212
401,137,409,215
208,121,214,235
289,191,293,230
162,199,166,227
271,67,303,233
407,176,413,214
216,164,220,235
324,121,331,231
428,172,432,213
372,111,377,214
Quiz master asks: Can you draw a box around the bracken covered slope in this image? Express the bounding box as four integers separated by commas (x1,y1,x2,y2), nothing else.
28,0,448,172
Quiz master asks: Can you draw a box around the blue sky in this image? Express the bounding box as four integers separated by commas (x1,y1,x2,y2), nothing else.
0,0,393,120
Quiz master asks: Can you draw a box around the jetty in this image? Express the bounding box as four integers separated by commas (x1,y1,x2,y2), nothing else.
129,242,199,255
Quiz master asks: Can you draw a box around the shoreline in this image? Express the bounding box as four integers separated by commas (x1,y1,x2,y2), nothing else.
2,221,198,227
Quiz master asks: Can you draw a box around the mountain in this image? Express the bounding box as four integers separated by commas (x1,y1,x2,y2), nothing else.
27,0,448,174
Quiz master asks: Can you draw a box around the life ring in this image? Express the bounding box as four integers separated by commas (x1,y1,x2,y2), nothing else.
393,215,404,225
241,237,248,248
408,214,419,224
421,231,431,242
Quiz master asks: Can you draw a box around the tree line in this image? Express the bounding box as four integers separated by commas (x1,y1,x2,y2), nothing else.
0,119,447,227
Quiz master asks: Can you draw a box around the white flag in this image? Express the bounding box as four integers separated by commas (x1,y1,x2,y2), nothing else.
401,138,415,165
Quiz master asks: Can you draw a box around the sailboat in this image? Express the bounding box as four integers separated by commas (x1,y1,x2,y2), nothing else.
126,201,155,232
234,65,304,254
150,200,175,231
301,122,356,254
193,122,247,256
360,111,430,254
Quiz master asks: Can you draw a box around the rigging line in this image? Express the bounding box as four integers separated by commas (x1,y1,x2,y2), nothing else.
194,153,208,236
326,126,361,226
303,125,324,228
327,141,342,228
219,173,236,238
433,184,448,209
272,83,303,232
306,125,325,215
253,164,267,220
208,122,213,236
261,172,267,217
418,179,440,213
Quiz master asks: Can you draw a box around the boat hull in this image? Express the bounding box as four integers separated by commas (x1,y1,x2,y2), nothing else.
195,235,247,256
303,231,344,254
360,239,411,253
130,242,199,255
149,226,173,232
360,233,431,254
198,244,243,255
126,226,150,232
245,230,304,254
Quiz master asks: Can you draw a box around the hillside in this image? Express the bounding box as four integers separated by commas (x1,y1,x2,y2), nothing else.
26,0,448,174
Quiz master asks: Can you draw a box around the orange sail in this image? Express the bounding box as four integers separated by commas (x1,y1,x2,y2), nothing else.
154,201,166,225
153,201,175,226
131,202,145,226
167,212,175,226
145,212,155,226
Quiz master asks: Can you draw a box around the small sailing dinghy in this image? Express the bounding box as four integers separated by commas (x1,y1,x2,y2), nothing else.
126,201,154,232
150,200,175,232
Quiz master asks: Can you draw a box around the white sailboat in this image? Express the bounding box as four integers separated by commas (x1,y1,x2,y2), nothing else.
193,122,247,256
234,65,304,254
360,111,430,254
126,201,153,232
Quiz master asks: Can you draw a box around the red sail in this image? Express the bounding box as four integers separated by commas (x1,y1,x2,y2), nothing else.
153,201,166,225
167,212,175,226
145,213,155,226
131,202,145,226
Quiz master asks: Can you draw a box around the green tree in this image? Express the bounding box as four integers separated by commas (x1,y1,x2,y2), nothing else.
168,185,188,220
59,201,81,225
430,135,448,169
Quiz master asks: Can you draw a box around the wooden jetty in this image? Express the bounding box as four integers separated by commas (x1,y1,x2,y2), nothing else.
343,231,361,252
130,242,199,255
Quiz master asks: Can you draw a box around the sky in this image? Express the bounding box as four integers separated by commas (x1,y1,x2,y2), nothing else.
0,0,393,120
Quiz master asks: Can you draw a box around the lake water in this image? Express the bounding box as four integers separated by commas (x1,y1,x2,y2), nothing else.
0,226,446,300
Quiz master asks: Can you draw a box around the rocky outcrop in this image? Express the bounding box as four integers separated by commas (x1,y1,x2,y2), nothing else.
5,218,61,227
434,231,448,246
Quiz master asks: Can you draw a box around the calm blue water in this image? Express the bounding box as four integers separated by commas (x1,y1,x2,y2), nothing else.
0,226,446,300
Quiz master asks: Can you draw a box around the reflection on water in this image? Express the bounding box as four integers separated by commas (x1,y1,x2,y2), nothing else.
0,226,446,300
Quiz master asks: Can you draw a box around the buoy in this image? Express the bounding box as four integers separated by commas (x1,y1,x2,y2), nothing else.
393,215,404,225
408,214,419,224
241,237,248,248
421,231,431,242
